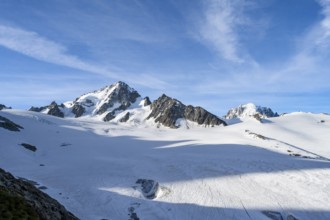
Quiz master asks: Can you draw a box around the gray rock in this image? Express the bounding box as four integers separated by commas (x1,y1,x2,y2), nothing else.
72,103,85,118
119,112,130,122
143,97,151,106
29,106,46,112
0,116,24,132
262,211,283,220
0,104,11,110
97,82,141,121
21,143,37,152
0,168,79,220
136,179,159,199
47,101,64,118
147,94,227,128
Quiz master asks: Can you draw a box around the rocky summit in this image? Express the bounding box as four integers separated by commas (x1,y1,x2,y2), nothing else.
225,103,279,119
29,81,142,122
147,94,227,128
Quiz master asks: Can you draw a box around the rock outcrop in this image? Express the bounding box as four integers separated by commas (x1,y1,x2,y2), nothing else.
29,101,64,118
0,116,24,132
0,168,79,220
147,94,227,128
0,104,11,110
47,101,65,118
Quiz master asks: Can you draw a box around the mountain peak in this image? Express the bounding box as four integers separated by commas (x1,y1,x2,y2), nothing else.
225,103,278,119
147,94,226,128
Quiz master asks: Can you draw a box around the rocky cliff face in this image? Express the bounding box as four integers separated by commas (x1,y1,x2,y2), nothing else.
225,103,278,119
0,168,79,220
147,94,227,128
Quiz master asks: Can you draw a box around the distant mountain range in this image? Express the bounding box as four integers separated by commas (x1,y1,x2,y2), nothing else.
2,81,280,128
225,103,279,119
27,81,227,128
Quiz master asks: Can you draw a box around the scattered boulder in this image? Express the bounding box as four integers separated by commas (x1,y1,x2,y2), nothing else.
0,116,24,132
21,143,37,152
262,211,283,220
0,168,79,220
136,179,160,199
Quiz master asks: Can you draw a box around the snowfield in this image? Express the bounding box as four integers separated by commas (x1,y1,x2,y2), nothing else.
1,109,330,220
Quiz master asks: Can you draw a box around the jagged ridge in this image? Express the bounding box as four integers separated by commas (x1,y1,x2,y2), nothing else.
225,103,278,119
147,94,227,128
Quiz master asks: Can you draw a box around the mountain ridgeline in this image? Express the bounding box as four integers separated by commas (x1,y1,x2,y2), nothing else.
225,103,279,119
29,81,227,128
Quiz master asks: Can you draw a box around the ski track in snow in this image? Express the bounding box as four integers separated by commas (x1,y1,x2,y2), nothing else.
1,110,330,219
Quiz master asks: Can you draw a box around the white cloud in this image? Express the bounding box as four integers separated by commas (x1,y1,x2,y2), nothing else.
0,24,118,77
0,24,169,90
198,0,254,64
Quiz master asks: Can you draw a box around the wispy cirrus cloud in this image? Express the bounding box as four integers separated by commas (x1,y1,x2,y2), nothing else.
197,0,256,64
0,24,169,90
0,24,118,77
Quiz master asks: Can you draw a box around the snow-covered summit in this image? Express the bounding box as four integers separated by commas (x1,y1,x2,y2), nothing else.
225,103,278,119
29,81,143,121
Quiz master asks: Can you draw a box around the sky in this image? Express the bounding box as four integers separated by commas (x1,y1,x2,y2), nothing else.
1,0,330,116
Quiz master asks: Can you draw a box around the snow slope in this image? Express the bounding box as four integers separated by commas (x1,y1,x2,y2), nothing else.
1,109,330,220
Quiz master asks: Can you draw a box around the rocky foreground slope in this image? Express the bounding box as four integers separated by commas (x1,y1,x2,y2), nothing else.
0,168,78,220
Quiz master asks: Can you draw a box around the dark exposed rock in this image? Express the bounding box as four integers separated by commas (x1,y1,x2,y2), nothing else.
103,112,115,122
0,104,11,110
0,116,24,132
143,97,151,106
147,94,226,128
136,179,159,199
0,168,79,220
29,101,64,118
47,101,64,118
21,143,37,152
262,211,283,220
96,82,141,121
72,104,85,118
128,206,140,220
184,105,225,126
29,106,47,112
119,112,130,122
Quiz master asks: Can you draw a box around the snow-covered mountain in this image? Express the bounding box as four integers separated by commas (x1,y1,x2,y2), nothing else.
225,103,279,119
29,81,226,128
1,108,330,220
29,81,144,121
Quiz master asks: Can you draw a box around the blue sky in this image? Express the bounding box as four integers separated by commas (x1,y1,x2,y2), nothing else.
1,0,330,116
